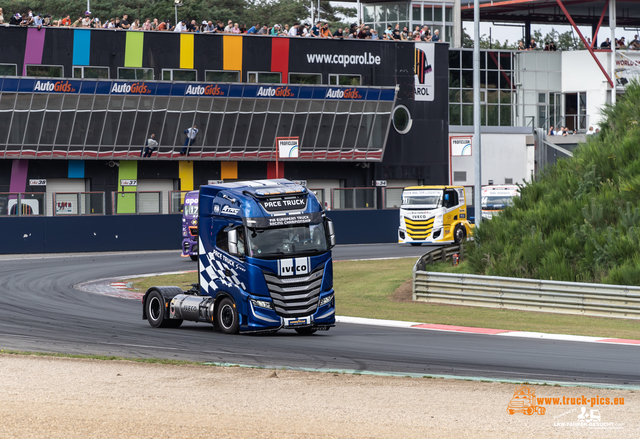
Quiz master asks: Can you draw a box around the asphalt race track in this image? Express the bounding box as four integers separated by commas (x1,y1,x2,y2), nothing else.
1,244,639,386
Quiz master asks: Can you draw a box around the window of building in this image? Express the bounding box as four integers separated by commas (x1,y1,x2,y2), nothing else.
289,73,322,84
73,66,109,79
0,64,18,76
205,70,240,82
162,69,197,82
329,74,361,86
247,72,282,84
25,65,63,78
392,105,412,134
117,68,154,80
363,3,409,39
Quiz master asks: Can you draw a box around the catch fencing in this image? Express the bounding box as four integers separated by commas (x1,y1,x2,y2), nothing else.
413,245,640,319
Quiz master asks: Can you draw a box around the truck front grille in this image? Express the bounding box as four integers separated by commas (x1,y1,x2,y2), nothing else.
189,226,198,237
262,266,324,317
404,217,434,240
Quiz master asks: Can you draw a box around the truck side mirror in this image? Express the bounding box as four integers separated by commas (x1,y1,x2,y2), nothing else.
325,219,336,249
228,229,238,255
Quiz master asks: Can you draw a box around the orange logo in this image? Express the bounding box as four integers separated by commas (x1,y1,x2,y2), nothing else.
507,386,546,416
343,88,362,99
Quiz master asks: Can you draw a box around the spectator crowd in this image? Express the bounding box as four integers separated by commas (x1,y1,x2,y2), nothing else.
0,8,447,41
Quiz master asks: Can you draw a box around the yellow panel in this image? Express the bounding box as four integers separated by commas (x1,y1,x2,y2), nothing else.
221,162,238,180
223,36,243,75
180,34,194,70
179,161,194,191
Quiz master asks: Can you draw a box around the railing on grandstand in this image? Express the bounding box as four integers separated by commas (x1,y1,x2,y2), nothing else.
52,192,106,216
0,192,46,216
111,191,163,215
331,187,376,210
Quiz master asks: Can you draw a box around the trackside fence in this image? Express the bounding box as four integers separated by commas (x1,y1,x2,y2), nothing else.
413,252,640,319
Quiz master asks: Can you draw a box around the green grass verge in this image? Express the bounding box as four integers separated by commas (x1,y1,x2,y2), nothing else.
124,258,640,340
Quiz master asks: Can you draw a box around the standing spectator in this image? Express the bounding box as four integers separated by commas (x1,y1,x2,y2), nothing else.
71,16,83,27
586,126,595,135
174,20,187,32
258,25,268,35
204,21,215,33
82,12,91,27
595,128,600,134
432,29,440,42
92,18,101,28
320,23,332,38
289,23,299,36
629,35,640,50
601,38,611,49
33,14,44,30
548,126,557,136
400,26,409,40
518,40,526,50
384,24,393,40
239,23,247,33
120,14,130,29
142,19,152,31
270,24,280,35
151,18,159,30
543,42,550,51
616,37,626,49
224,20,233,32
215,20,225,33
549,41,557,51
232,23,241,34
181,125,198,156
527,38,537,50
392,24,401,40
141,134,158,157
357,24,368,39
334,28,344,39
371,29,379,40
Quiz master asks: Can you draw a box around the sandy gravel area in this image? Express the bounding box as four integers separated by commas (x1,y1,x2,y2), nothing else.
0,354,638,438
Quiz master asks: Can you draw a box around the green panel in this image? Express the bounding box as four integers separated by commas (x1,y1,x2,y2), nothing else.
117,161,137,214
124,32,144,68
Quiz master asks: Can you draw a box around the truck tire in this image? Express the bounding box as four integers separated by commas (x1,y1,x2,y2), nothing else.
217,297,239,334
146,290,183,328
295,327,317,335
190,254,198,262
453,225,466,244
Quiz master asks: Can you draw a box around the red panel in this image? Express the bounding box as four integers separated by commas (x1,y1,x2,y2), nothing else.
271,38,290,83
267,161,281,179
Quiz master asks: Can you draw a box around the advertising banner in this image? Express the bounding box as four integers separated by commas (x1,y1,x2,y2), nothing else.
615,52,640,89
413,43,435,102
451,136,472,156
277,138,299,158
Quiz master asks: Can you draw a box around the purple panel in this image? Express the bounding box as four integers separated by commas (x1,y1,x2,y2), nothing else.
23,27,46,76
9,160,29,193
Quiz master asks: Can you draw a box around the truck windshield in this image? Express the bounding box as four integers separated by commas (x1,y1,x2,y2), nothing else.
402,192,442,209
246,223,328,258
482,196,514,208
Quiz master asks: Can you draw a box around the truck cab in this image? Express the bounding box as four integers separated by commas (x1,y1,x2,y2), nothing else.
144,179,336,335
181,190,199,261
481,185,519,221
398,185,472,245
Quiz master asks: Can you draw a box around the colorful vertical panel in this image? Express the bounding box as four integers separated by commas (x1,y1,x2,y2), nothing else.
9,160,29,192
124,32,144,68
266,162,281,179
271,38,290,83
179,161,194,191
223,36,243,76
221,162,238,180
72,29,91,66
180,34,194,70
23,28,46,75
68,161,85,178
117,161,137,213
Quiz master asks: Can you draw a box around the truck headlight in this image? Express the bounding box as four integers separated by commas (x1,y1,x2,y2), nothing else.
250,298,273,310
319,294,334,306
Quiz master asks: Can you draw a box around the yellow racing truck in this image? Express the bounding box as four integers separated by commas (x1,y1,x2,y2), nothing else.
398,186,472,246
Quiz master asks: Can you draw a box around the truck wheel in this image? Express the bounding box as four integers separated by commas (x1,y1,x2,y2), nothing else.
146,291,168,328
454,225,466,244
217,297,239,334
190,254,198,262
295,327,317,335
410,243,422,247
537,407,546,415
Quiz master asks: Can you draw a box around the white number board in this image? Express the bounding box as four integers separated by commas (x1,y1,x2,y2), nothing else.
29,179,47,186
120,179,137,186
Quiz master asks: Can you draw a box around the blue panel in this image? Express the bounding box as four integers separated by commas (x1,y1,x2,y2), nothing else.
366,88,380,101
228,84,243,97
68,160,85,178
156,82,172,96
32,79,81,94
1,78,19,91
170,82,187,96
298,86,314,99
379,89,396,101
72,29,91,66
95,81,112,95
18,79,35,92
80,80,97,94
312,87,326,99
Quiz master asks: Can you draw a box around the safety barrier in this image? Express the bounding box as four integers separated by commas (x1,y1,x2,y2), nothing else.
413,261,640,319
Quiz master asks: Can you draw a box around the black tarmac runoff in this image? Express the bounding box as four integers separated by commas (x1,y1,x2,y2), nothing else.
1,244,639,387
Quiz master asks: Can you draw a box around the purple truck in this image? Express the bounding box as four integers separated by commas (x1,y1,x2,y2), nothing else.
181,190,199,261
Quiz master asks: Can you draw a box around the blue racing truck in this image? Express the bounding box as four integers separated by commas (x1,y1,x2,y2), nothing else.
181,190,199,261
143,179,336,335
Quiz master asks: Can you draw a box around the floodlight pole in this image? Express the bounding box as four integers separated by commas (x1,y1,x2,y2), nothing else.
473,0,482,227
610,0,617,105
